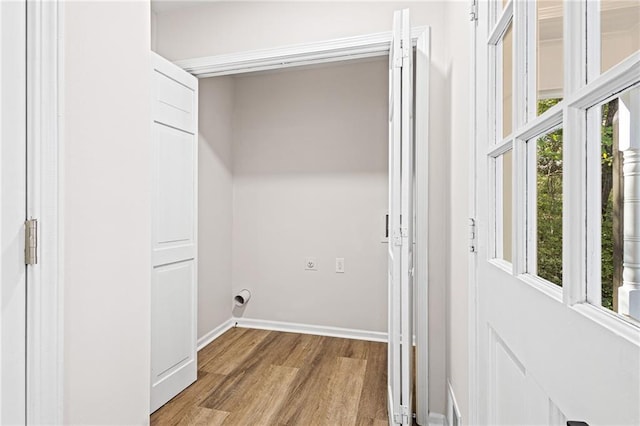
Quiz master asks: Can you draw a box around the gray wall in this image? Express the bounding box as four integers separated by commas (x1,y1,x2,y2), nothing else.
230,60,389,332
198,77,235,340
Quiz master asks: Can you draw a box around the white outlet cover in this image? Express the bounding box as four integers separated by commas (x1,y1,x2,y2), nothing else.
305,257,317,270
335,258,345,273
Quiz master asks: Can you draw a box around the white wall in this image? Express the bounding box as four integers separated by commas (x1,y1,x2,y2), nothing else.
230,60,389,332
445,1,471,424
63,1,151,424
154,1,449,414
198,76,235,340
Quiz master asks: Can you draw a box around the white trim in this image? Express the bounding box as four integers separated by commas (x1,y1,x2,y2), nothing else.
414,27,430,426
232,318,388,343
196,319,234,351
427,412,446,426
175,27,427,78
26,1,64,424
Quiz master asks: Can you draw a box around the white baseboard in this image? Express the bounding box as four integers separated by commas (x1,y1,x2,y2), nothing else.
197,318,235,351
428,412,446,426
232,317,387,342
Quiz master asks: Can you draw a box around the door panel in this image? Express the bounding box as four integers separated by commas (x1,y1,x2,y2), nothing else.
0,1,27,424
152,261,195,379
155,124,195,245
151,52,198,413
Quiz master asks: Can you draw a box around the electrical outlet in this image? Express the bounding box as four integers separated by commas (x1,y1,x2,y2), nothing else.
335,258,345,273
305,257,317,270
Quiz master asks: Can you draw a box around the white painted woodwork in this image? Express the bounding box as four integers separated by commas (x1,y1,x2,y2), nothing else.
151,52,198,413
175,27,428,78
0,1,27,424
399,8,414,425
25,1,64,422
387,10,402,423
619,87,640,320
388,9,416,425
473,1,640,425
414,27,431,426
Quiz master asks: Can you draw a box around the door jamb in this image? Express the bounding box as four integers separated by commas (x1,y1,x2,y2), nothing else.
26,1,64,424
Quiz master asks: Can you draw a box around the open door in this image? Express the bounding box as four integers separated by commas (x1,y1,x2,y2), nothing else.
150,53,199,413
388,8,414,426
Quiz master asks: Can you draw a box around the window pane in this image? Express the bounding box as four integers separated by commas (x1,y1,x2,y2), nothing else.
497,150,513,263
535,125,563,286
601,0,640,74
600,98,620,311
537,0,563,109
502,24,513,138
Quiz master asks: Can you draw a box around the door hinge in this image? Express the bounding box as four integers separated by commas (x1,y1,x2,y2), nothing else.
469,217,477,253
470,0,478,22
393,405,411,424
25,218,38,265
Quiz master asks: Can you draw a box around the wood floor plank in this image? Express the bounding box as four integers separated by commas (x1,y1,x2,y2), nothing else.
175,407,229,426
276,333,324,369
201,331,302,411
271,336,350,425
356,341,388,422
320,356,367,426
200,327,271,375
221,365,299,425
150,370,226,426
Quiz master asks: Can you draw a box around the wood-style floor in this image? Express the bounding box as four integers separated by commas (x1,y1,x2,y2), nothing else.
150,327,389,426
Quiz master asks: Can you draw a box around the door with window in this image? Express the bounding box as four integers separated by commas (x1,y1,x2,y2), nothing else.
474,0,640,424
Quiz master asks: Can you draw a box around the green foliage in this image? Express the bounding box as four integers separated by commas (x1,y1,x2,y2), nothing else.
535,98,617,310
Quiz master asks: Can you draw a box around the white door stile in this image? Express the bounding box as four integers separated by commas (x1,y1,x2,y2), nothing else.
399,7,414,423
387,9,403,424
150,52,199,413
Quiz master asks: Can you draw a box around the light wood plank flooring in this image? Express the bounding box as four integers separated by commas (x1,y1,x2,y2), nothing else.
151,328,388,426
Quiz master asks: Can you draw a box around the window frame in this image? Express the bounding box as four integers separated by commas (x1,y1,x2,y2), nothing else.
486,0,640,329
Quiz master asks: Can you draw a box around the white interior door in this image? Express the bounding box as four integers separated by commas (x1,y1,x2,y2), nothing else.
150,52,198,413
1,1,27,424
388,8,414,426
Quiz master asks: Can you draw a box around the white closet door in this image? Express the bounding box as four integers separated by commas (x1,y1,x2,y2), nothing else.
150,52,198,413
1,1,27,424
388,8,414,425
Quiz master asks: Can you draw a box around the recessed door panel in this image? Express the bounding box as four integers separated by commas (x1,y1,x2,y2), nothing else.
154,71,195,133
154,123,195,246
152,260,195,382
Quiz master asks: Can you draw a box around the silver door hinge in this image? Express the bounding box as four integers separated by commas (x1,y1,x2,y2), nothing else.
470,0,478,21
393,405,411,424
469,217,477,253
25,218,38,265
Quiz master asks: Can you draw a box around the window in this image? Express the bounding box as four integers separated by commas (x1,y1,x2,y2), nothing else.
488,0,640,323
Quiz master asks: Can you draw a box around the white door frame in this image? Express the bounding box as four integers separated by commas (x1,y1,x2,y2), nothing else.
174,27,431,423
25,1,64,424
